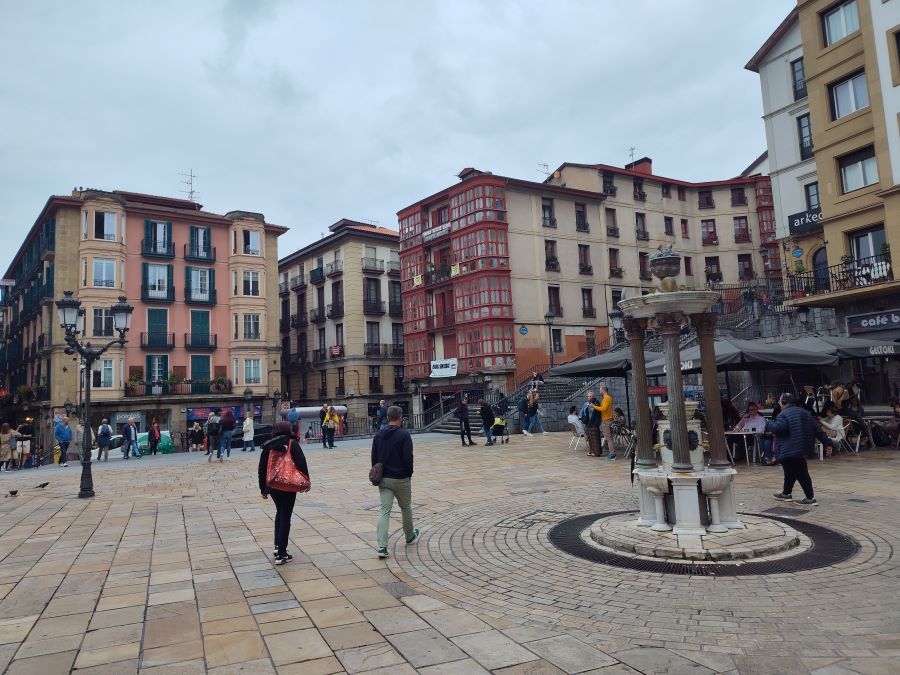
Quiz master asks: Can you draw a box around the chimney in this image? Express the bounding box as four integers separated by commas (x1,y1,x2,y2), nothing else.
624,157,653,175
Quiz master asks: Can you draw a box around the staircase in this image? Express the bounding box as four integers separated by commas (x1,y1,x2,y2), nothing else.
431,408,486,435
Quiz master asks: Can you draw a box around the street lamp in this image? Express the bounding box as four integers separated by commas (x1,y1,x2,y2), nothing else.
56,292,133,499
609,307,624,344
795,305,810,328
243,386,253,422
271,389,281,424
63,398,74,416
544,309,556,368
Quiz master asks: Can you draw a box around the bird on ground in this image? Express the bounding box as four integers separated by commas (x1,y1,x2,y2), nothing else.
35,482,49,489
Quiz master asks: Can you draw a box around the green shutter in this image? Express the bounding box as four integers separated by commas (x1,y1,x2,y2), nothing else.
142,263,148,290
144,219,151,246
160,355,168,380
209,268,215,299
189,225,198,252
145,355,152,381
185,265,191,299
167,265,174,299
165,222,173,244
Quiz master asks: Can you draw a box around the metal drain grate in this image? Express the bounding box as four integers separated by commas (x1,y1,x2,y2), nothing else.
547,511,860,576
847,498,868,503
763,506,808,516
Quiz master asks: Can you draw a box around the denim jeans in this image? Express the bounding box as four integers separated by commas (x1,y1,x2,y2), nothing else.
270,489,297,557
219,430,233,458
527,414,544,433
124,439,140,458
243,435,255,451
57,441,69,464
324,427,335,448
377,477,414,549
483,425,494,444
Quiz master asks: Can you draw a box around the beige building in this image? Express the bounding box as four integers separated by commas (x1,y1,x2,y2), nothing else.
278,219,409,421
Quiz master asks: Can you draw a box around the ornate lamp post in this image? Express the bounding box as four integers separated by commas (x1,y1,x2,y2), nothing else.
55,292,133,498
243,386,253,423
544,309,556,368
609,307,624,345
271,389,281,424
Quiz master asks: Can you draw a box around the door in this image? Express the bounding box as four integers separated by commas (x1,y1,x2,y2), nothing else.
191,355,211,382
190,310,209,347
148,309,167,347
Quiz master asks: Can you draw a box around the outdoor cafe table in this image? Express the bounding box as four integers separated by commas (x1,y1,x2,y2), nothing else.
724,430,760,465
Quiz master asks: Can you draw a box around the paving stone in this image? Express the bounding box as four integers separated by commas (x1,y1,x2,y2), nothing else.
365,605,431,635
342,585,402,610
143,612,201,649
493,659,568,674
73,642,141,670
421,607,491,637
203,631,268,669
276,655,345,675
418,658,490,674
136,658,207,675
452,629,540,670
321,621,387,650
304,596,366,628
6,650,78,675
264,628,333,665
334,642,407,673
207,657,276,674
72,658,139,674
615,647,715,674
526,635,618,673
387,627,469,668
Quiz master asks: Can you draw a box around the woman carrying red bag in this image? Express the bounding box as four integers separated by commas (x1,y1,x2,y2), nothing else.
258,421,310,565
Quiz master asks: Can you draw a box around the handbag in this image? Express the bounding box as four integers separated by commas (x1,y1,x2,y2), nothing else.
369,437,385,486
266,442,311,493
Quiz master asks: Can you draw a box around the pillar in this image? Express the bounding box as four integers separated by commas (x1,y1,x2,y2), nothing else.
624,317,654,469
658,312,692,472
691,312,729,470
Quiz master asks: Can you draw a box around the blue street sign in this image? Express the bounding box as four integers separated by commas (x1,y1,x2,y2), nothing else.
519,326,528,335
792,247,804,258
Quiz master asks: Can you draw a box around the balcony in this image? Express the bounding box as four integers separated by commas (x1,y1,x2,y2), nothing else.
330,344,345,359
424,267,451,286
125,379,233,397
291,313,308,329
731,196,748,207
542,217,557,229
310,267,325,284
243,331,261,341
325,260,343,277
702,236,719,246
545,259,560,272
734,232,752,243
799,138,813,161
140,332,175,350
705,270,723,283
184,244,216,263
327,302,344,319
609,266,624,278
794,78,807,101
311,348,327,363
389,301,403,317
639,270,652,281
185,287,217,305
579,263,593,275
362,257,385,274
391,343,404,357
279,319,290,333
394,380,407,394
335,385,345,396
636,229,649,241
364,342,387,357
548,305,563,318
278,281,289,295
141,285,175,303
369,383,384,394
606,226,619,238
582,307,596,318
787,253,894,300
309,307,326,323
92,279,116,289
602,184,617,196
363,300,386,315
739,270,757,281
141,239,175,258
290,275,306,291
318,386,328,398
185,333,217,350
634,190,647,201
576,219,590,233
426,312,455,330
698,197,716,209
387,260,401,275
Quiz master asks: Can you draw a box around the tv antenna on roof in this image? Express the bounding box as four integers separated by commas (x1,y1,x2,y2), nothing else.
537,162,550,176
628,147,636,166
360,218,379,225
179,169,198,202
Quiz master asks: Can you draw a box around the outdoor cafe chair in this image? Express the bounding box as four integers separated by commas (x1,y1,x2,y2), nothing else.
568,424,584,453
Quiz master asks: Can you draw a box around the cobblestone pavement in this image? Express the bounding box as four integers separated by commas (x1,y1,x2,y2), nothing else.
0,435,897,674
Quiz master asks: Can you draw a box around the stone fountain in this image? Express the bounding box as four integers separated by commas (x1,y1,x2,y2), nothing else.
618,249,743,551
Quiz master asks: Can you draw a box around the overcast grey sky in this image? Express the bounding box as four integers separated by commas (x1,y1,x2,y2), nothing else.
0,0,793,271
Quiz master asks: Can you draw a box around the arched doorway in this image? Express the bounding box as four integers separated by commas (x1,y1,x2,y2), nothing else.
811,247,829,292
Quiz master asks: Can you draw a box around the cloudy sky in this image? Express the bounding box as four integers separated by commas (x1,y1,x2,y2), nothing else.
0,0,793,271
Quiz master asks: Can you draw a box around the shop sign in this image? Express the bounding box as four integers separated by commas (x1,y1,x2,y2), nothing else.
647,385,668,395
422,223,450,242
186,405,263,422
113,412,143,424
847,310,900,335
661,360,694,373
429,358,458,378
451,263,460,277
787,207,824,236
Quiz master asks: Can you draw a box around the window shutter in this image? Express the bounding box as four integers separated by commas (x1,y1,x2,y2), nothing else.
142,263,148,290
209,268,216,295
145,356,152,381
166,222,173,244
167,265,174,298
185,265,191,294
161,355,169,380
189,225,198,251
144,219,151,245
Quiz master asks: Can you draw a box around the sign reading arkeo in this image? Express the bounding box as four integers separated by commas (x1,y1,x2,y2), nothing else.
847,310,900,335
429,358,458,378
788,207,824,236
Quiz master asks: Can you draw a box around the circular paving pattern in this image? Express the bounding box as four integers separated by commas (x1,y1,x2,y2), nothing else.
387,484,898,654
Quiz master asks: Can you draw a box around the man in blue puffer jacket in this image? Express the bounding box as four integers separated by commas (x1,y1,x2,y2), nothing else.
765,393,831,506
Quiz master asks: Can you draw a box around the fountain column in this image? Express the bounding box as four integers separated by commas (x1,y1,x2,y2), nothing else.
690,312,730,470
624,317,654,469
658,312,692,472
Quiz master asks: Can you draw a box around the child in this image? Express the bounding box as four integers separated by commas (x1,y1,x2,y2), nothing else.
491,409,509,444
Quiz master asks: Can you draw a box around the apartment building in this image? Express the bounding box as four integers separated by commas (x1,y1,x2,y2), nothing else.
278,219,409,420
398,160,773,409
0,189,286,447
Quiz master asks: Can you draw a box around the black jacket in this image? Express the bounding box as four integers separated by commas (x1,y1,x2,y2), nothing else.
479,404,494,427
765,405,830,461
258,435,309,495
371,425,413,479
188,428,205,444
455,403,469,420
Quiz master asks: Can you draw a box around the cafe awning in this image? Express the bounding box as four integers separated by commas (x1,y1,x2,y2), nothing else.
782,335,899,360
549,348,664,378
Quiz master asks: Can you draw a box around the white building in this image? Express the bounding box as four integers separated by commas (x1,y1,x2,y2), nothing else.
869,0,900,187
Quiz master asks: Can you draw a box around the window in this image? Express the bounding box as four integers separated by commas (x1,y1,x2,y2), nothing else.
681,218,689,238
581,288,594,310
93,308,113,337
147,355,168,382
392,323,403,345
189,267,210,302
851,225,886,260
608,248,620,271
639,253,650,279
661,183,671,198
611,289,623,308
830,71,869,119
364,277,380,302
839,146,878,192
389,280,401,305
664,216,674,236
738,254,754,280
677,185,686,201
733,216,750,242
578,245,591,266
335,323,344,347
92,358,114,388
94,212,116,240
635,212,648,239
243,314,261,340
394,366,404,390
731,187,747,206
551,329,562,353
685,256,693,276
797,114,813,160
823,0,859,46
701,219,718,244
190,225,211,257
698,190,714,209
243,271,260,296
602,172,616,195
366,322,380,345
791,58,807,100
705,256,721,277
244,358,261,384
548,286,561,315
605,208,618,234
633,179,645,201
544,240,558,270
541,198,555,227
575,203,588,231
320,370,327,393
368,365,381,391
149,221,170,253
332,280,344,305
92,258,115,287
805,182,820,211
337,367,345,391
243,230,260,255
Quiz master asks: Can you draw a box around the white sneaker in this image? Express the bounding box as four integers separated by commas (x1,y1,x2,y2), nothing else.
62,463,68,467
542,432,549,436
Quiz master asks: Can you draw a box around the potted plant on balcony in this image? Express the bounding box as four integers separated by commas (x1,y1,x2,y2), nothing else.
150,380,164,396
167,372,184,394
212,376,229,393
15,385,33,403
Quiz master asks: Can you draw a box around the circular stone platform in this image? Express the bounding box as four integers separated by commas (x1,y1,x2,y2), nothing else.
588,513,808,561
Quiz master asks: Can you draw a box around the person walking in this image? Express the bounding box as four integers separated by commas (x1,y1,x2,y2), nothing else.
188,422,204,453
122,418,140,459
319,403,329,447
286,405,300,438
258,421,310,565
526,391,547,436
590,385,616,460
478,399,495,446
148,417,161,456
766,393,830,506
372,406,419,559
580,391,602,457
0,423,21,471
205,410,221,463
455,397,476,446
219,408,236,462
375,400,389,432
530,371,544,390
16,418,33,469
54,416,72,468
242,414,256,452
322,406,339,449
517,394,531,437
96,418,113,461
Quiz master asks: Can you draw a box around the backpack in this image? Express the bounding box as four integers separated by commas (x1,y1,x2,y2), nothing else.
98,425,112,443
871,423,890,448
266,443,311,493
207,419,221,436
517,398,528,414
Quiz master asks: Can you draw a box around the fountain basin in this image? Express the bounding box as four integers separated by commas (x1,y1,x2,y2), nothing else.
619,290,720,319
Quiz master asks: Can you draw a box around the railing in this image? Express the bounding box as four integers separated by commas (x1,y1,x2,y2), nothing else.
243,331,261,340
335,385,345,396
636,229,649,241
787,253,893,298
391,343,404,357
362,257,385,273
579,264,593,274
705,271,723,282
291,313,308,328
602,183,617,196
141,240,175,257
634,191,647,201
363,300,386,315
387,260,401,275
369,383,384,394
548,305,563,317
318,387,328,398
545,260,560,272
393,380,407,393
799,137,813,161
327,302,344,319
739,270,757,281
365,342,387,357
140,332,175,349
582,307,596,318
243,245,260,256
93,279,115,288
330,344,345,358
278,281,288,294
311,348,327,362
325,260,343,276
185,287,216,305
794,78,807,100
426,312,455,330
702,236,719,246
576,219,590,233
698,197,715,209
389,301,403,317
185,333,217,350
184,244,216,262
126,380,233,397
290,275,306,290
425,267,451,286
141,285,175,302
309,307,326,323
542,217,557,228
607,226,619,237
609,267,623,278
731,196,748,207
639,270,652,281
734,232,751,243
310,267,325,284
